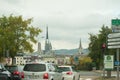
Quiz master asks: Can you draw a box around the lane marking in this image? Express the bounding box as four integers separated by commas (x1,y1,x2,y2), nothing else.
80,78,92,80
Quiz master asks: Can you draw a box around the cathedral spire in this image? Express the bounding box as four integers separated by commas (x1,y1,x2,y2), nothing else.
46,26,48,39
45,26,52,54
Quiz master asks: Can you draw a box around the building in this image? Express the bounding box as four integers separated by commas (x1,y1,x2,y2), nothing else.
44,27,53,54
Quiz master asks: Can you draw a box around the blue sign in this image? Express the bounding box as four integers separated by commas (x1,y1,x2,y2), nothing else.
114,61,120,65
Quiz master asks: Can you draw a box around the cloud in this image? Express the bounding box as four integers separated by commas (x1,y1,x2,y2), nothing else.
1,0,120,50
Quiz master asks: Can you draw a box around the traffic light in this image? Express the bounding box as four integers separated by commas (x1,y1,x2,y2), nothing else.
102,43,106,49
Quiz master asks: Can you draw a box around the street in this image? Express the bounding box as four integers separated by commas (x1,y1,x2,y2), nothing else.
79,71,101,80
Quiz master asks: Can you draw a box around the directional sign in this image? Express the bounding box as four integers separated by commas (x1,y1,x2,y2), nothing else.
107,33,120,49
112,19,120,32
108,38,120,42
112,19,120,26
108,45,120,49
108,42,120,45
108,33,120,38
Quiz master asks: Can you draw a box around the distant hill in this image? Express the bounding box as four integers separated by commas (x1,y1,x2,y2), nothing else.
54,48,90,55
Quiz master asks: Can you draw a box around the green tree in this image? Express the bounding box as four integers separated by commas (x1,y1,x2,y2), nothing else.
88,25,115,69
0,15,42,59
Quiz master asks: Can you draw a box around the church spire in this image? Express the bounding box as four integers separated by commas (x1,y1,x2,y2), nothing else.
78,38,83,55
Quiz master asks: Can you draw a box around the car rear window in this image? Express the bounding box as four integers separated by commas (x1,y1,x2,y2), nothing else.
23,64,46,72
59,67,70,71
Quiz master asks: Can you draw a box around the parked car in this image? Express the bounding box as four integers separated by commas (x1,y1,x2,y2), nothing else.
58,65,80,80
23,61,62,80
5,65,24,80
0,63,11,80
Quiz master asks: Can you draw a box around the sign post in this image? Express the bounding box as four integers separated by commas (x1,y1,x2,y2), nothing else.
116,49,119,80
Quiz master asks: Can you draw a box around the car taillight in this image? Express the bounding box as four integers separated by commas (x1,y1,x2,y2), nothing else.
21,72,24,78
43,73,49,79
13,71,20,75
66,71,73,75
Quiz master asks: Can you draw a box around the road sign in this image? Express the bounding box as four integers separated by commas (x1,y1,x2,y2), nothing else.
112,19,120,32
108,33,120,38
108,42,120,45
104,55,114,70
108,38,120,42
112,19,120,25
107,33,120,49
108,45,120,49
115,61,120,66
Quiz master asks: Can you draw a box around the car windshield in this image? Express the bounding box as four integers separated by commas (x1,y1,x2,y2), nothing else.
59,67,70,71
23,64,46,72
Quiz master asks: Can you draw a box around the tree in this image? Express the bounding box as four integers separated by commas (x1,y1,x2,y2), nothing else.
78,56,92,70
0,15,42,58
88,25,115,69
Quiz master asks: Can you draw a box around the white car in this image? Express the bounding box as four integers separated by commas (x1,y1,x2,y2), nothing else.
23,61,62,80
58,65,80,80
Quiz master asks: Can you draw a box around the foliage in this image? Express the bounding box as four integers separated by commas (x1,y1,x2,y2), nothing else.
77,56,93,70
88,25,116,69
0,15,42,58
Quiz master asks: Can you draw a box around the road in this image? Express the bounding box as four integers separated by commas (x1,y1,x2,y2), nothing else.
79,71,101,80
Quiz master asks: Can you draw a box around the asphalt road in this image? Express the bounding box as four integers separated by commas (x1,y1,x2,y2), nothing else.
79,71,101,80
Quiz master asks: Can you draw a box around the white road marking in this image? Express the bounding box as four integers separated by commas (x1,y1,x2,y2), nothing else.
80,78,92,80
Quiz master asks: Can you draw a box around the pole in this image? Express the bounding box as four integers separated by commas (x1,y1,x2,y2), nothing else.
117,48,119,80
102,43,106,78
103,51,105,78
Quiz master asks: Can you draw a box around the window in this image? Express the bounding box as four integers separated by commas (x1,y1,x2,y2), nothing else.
23,64,46,72
58,67,71,71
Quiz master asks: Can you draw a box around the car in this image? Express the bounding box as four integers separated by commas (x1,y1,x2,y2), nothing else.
23,61,62,80
0,63,12,80
5,65,24,80
58,65,80,80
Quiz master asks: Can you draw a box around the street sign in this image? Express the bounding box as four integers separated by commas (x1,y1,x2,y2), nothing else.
108,33,120,38
112,19,120,32
115,61,120,66
108,45,120,49
112,19,120,25
107,33,120,49
108,38,120,42
108,42,120,45
104,55,114,70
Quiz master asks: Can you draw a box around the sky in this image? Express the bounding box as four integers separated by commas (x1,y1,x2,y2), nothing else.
0,0,120,50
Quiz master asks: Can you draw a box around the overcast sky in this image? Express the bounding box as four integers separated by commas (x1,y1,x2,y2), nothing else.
0,0,120,50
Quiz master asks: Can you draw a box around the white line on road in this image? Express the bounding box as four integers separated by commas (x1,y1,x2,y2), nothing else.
80,78,92,80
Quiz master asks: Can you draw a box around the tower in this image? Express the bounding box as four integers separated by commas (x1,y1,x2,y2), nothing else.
37,42,41,53
78,38,83,55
